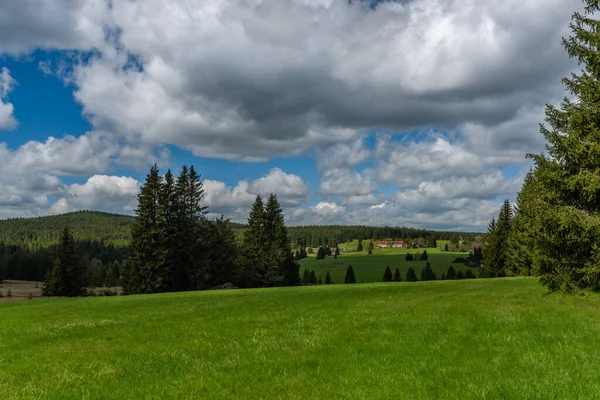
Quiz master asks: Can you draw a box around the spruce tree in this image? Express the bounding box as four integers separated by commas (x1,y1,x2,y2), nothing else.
202,216,239,287
124,164,169,294
393,268,401,282
383,265,392,282
264,194,300,286
344,265,357,284
325,272,332,284
481,200,513,278
421,250,428,261
239,196,266,287
406,267,418,282
357,240,363,252
42,227,87,297
310,270,317,284
446,265,457,280
303,269,310,284
420,262,437,281
506,170,537,276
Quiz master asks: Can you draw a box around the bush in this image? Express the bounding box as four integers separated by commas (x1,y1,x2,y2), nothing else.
446,265,457,280
6,289,12,297
98,288,118,296
405,253,414,261
0,291,3,298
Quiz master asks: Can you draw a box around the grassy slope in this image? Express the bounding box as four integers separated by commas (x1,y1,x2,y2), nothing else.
2,278,600,399
299,245,473,283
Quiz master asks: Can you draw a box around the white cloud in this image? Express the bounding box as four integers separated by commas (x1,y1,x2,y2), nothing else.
0,67,17,130
320,168,377,196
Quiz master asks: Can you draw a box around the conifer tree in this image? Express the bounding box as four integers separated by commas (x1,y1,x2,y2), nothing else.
506,170,537,276
264,194,300,286
202,216,239,287
420,262,437,281
303,269,310,284
456,270,465,280
42,227,87,297
482,200,512,278
357,239,363,252
383,265,392,282
406,267,418,282
239,196,266,287
446,265,457,280
393,268,401,282
464,270,476,279
405,253,414,261
310,270,317,284
124,164,169,294
421,250,428,261
325,272,332,284
344,265,357,284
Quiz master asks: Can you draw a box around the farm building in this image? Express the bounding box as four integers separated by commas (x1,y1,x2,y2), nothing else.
392,241,406,248
376,241,390,248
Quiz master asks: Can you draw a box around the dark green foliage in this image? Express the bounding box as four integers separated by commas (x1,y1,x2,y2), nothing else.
344,265,357,284
444,243,449,251
200,216,239,287
524,1,600,291
464,270,476,279
393,268,401,282
240,195,299,288
310,270,317,284
303,269,310,283
123,165,169,294
481,199,512,278
506,170,537,276
316,247,326,260
383,265,392,282
406,267,418,282
420,262,437,281
357,240,363,252
456,270,465,280
42,227,88,297
325,272,332,284
421,250,428,261
446,265,457,280
335,247,340,257
405,253,414,261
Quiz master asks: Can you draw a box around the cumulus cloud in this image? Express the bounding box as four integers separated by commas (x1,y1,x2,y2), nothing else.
0,0,585,229
0,67,17,130
204,168,310,215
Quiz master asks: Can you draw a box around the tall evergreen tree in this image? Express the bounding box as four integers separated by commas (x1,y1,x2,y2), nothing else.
506,170,537,276
383,265,392,282
344,265,357,284
526,0,600,290
357,239,363,252
201,216,239,287
239,196,266,287
124,164,169,294
393,268,401,282
446,265,457,280
481,200,513,278
264,194,300,286
42,227,87,297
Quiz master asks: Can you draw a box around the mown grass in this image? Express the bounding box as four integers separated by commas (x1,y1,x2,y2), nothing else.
299,246,473,282
2,278,600,399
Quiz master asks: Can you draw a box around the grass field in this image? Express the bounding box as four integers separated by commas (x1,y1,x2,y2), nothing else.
2,278,600,399
299,246,474,282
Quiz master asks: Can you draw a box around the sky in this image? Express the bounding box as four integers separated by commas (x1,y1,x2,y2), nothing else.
0,0,582,230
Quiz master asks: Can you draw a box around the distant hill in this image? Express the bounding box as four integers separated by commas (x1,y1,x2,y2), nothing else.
0,211,134,248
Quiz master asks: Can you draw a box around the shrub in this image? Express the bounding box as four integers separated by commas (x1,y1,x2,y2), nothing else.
464,270,476,279
28,293,33,300
6,289,12,297
325,272,332,284
446,265,457,280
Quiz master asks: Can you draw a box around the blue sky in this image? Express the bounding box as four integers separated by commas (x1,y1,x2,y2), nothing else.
0,0,579,230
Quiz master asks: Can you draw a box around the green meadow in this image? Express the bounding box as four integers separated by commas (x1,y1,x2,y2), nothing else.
299,245,473,283
2,278,600,399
